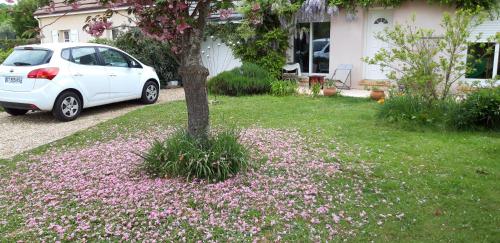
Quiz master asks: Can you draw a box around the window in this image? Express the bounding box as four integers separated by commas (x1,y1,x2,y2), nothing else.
71,47,99,65
294,22,331,74
98,48,129,67
2,49,51,66
59,30,70,42
466,43,498,79
374,18,389,24
111,28,124,40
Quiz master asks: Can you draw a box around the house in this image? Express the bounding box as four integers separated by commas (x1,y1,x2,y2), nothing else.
287,0,499,88
34,0,132,43
33,0,241,78
34,0,499,88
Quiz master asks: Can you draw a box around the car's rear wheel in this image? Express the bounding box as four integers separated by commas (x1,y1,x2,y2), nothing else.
141,81,159,104
52,91,82,122
4,108,28,116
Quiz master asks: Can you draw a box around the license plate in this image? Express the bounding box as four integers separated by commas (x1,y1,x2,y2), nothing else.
5,76,22,84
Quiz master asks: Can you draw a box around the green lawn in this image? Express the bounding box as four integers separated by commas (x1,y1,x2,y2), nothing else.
1,95,499,241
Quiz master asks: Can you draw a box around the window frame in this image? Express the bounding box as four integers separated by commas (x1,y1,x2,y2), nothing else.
294,21,331,76
96,47,143,69
465,42,500,81
61,30,70,43
61,46,102,66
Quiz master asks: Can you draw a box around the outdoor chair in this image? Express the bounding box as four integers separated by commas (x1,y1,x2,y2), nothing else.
327,64,352,90
282,63,302,82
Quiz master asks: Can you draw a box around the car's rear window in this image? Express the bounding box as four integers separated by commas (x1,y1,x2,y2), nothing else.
2,49,51,66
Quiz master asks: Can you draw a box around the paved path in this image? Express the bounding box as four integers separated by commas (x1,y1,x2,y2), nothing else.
0,88,185,159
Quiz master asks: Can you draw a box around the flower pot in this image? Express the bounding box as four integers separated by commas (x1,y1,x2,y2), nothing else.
370,90,385,101
168,80,179,87
323,87,337,96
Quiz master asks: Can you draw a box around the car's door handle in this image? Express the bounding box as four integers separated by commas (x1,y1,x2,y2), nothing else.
109,74,117,77
73,73,83,77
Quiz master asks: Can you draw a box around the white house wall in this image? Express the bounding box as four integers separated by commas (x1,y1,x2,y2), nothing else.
328,0,455,88
330,6,366,88
37,10,133,43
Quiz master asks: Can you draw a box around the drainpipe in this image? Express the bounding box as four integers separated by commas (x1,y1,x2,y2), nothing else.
34,15,42,44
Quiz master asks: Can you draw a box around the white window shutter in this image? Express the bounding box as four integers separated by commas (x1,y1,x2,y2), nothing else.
70,29,79,42
51,30,58,43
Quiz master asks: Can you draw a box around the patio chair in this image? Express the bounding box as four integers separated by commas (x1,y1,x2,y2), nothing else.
327,64,352,90
282,63,302,82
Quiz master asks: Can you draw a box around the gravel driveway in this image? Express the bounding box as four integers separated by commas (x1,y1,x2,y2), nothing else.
0,88,185,159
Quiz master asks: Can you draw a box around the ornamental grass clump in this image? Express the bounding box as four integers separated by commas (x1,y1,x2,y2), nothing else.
142,129,249,182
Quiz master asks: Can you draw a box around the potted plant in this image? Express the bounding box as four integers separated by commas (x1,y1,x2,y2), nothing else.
370,86,385,101
323,80,337,96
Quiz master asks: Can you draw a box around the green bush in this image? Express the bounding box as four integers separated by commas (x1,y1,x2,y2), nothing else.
270,80,298,96
0,48,13,63
378,94,459,127
91,28,179,87
0,39,38,50
142,129,249,182
207,63,273,96
311,83,321,97
232,28,288,79
379,86,500,130
451,86,500,130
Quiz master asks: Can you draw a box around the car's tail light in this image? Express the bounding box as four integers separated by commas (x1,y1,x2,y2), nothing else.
27,67,59,80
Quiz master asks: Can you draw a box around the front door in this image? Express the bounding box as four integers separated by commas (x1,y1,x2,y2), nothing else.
365,10,393,80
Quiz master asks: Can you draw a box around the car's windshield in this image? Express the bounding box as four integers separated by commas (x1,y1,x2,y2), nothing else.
2,49,51,66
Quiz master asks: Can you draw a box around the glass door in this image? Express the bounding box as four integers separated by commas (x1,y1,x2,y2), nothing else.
294,22,331,75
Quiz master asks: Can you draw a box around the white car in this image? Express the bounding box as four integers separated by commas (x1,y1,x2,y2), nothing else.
0,43,160,121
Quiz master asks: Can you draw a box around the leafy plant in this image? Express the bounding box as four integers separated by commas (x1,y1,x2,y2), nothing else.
324,79,335,88
142,129,249,182
270,80,298,96
90,28,179,87
311,83,321,97
378,94,460,127
11,0,38,38
0,48,13,63
364,10,491,102
450,84,500,130
208,62,273,96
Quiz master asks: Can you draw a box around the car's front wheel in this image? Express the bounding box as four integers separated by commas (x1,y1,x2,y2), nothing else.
52,91,82,122
4,108,28,116
141,81,159,104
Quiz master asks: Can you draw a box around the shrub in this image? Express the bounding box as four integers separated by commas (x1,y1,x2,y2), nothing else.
451,86,500,130
0,39,38,50
311,83,321,97
208,63,273,96
142,129,249,182
91,28,179,87
364,10,492,102
378,94,460,127
0,48,13,63
270,80,298,96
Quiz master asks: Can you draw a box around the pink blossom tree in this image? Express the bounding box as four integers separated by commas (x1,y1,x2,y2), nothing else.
53,0,234,137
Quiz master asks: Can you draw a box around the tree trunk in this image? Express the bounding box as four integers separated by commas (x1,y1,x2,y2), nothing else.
178,0,211,138
179,65,210,137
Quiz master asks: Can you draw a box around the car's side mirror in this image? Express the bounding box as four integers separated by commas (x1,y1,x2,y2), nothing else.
129,60,142,68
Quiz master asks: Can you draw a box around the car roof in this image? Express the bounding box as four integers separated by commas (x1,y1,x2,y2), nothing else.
16,42,112,51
